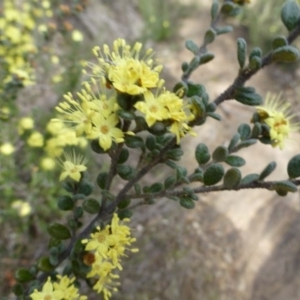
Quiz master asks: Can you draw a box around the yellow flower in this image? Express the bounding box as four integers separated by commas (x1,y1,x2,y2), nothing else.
72,30,84,42
58,151,87,182
256,93,300,149
53,275,87,300
11,200,32,217
27,132,44,147
40,157,56,170
88,114,125,151
134,90,169,126
89,38,162,95
30,277,64,300
18,117,34,134
0,143,15,155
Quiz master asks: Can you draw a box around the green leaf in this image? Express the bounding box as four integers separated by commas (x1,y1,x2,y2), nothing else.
179,197,195,209
117,109,135,120
272,46,299,63
185,40,199,54
272,180,298,195
12,283,24,296
228,133,240,151
90,139,106,154
173,81,188,97
272,36,288,50
78,181,94,196
117,209,133,220
235,91,263,106
190,172,203,182
225,155,245,167
187,82,207,98
251,122,262,138
57,195,74,211
223,168,242,188
206,102,216,112
181,62,189,72
117,197,131,209
62,181,74,193
176,166,188,181
82,198,101,214
191,96,206,114
15,268,35,283
148,121,167,135
287,154,300,178
117,165,135,180
199,52,215,64
240,173,259,185
203,164,225,186
96,172,108,189
259,161,277,180
165,146,184,161
148,182,164,193
165,160,177,169
74,206,84,219
189,56,201,71
211,0,219,20
237,38,247,68
164,175,177,189
281,0,300,31
221,2,235,14
238,124,251,140
249,47,262,59
207,112,221,121
38,257,55,272
249,56,261,70
117,148,129,164
145,135,156,151
212,146,228,162
215,26,233,35
125,135,144,148
48,223,71,240
235,139,257,150
204,28,216,45
195,143,211,165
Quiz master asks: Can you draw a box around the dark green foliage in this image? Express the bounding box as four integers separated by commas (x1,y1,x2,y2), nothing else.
58,195,74,211
117,148,130,164
287,154,300,178
195,143,211,165
240,173,260,185
237,37,247,68
281,0,300,31
212,146,228,162
48,223,71,240
225,155,245,167
97,172,108,189
272,46,299,63
82,198,101,214
179,197,195,209
223,168,242,188
15,268,35,283
203,164,225,185
259,161,277,180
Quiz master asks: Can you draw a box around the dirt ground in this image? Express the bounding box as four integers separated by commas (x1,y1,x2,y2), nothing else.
4,0,300,299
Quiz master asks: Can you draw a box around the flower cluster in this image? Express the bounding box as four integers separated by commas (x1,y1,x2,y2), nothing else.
81,213,138,300
255,93,300,149
0,0,38,86
53,38,196,150
30,275,87,300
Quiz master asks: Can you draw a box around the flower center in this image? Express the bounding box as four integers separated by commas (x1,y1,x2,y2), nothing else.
100,125,109,134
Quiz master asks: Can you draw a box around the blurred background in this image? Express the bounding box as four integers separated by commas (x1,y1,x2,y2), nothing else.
1,0,300,299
